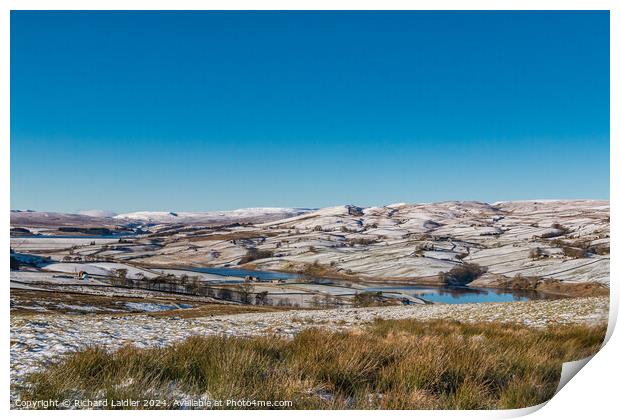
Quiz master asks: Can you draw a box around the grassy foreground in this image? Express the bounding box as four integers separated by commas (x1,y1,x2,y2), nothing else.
20,319,605,409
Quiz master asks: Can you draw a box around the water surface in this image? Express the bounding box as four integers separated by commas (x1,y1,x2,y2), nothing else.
190,267,550,304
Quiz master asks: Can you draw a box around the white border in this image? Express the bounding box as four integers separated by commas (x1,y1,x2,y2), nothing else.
2,2,616,420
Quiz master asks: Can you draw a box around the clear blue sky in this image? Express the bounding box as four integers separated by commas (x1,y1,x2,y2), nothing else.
11,11,609,213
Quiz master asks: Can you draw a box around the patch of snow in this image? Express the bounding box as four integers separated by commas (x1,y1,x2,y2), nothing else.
77,210,117,218
124,302,191,312
114,208,313,224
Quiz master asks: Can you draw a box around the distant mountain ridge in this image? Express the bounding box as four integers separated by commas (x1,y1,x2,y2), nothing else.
113,208,314,224
10,207,315,227
11,200,608,228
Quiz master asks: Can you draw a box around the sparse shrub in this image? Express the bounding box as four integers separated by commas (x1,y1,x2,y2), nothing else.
590,244,610,255
503,274,542,290
562,246,587,259
528,247,543,259
346,238,378,247
20,320,606,410
553,239,609,257
414,243,434,256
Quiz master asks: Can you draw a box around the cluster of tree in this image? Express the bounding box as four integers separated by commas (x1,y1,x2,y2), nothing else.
351,291,385,307
235,282,255,304
310,293,343,308
108,269,272,306
62,254,115,263
439,263,487,285
10,256,20,270
540,223,571,239
301,260,329,281
346,238,379,247
238,248,274,264
233,281,270,305
548,239,610,259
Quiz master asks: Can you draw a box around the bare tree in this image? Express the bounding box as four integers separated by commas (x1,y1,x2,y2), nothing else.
112,268,128,287
185,276,201,294
255,290,269,305
236,282,255,304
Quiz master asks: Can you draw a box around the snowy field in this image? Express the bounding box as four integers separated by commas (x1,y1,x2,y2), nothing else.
10,296,609,402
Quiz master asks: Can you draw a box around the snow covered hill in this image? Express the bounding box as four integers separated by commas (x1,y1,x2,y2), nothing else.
11,200,609,286
113,208,313,224
11,208,314,228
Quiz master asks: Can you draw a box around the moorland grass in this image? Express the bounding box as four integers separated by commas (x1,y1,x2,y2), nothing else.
19,319,606,410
